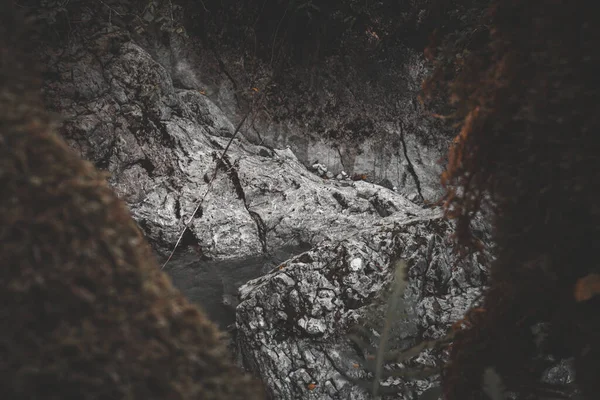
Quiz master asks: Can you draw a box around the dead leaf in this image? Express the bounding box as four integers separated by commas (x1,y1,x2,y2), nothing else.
574,273,600,302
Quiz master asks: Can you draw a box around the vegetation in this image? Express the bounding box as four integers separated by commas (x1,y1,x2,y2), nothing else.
423,0,600,398
0,4,264,399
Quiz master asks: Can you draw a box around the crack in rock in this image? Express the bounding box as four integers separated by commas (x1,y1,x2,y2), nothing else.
217,154,268,254
399,121,425,203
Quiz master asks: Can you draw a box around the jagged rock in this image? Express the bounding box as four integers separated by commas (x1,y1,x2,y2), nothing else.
42,27,434,260
311,163,328,177
237,214,487,399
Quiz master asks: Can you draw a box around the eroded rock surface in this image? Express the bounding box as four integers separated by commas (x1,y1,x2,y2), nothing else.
42,25,443,259
237,214,488,399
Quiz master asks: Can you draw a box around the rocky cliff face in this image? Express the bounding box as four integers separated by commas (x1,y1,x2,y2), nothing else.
203,46,451,204
38,8,496,400
41,19,450,258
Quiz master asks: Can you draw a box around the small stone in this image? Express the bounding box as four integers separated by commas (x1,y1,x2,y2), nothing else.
349,258,363,271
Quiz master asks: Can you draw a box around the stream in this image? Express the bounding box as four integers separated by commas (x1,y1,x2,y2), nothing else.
163,244,311,329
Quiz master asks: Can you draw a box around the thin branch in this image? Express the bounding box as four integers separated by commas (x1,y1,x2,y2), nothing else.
161,110,251,270
160,67,273,269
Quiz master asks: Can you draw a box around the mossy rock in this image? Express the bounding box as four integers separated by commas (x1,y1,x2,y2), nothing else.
0,4,264,399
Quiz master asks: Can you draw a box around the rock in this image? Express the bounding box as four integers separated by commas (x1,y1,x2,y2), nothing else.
0,8,265,395
237,215,487,400
41,21,442,262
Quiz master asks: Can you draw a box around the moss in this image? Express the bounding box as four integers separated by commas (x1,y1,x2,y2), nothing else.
423,1,600,398
0,4,264,399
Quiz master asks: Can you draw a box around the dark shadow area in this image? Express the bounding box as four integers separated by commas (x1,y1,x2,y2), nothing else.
164,244,312,329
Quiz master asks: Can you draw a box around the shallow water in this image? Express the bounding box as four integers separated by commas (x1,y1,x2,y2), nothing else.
163,244,311,329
